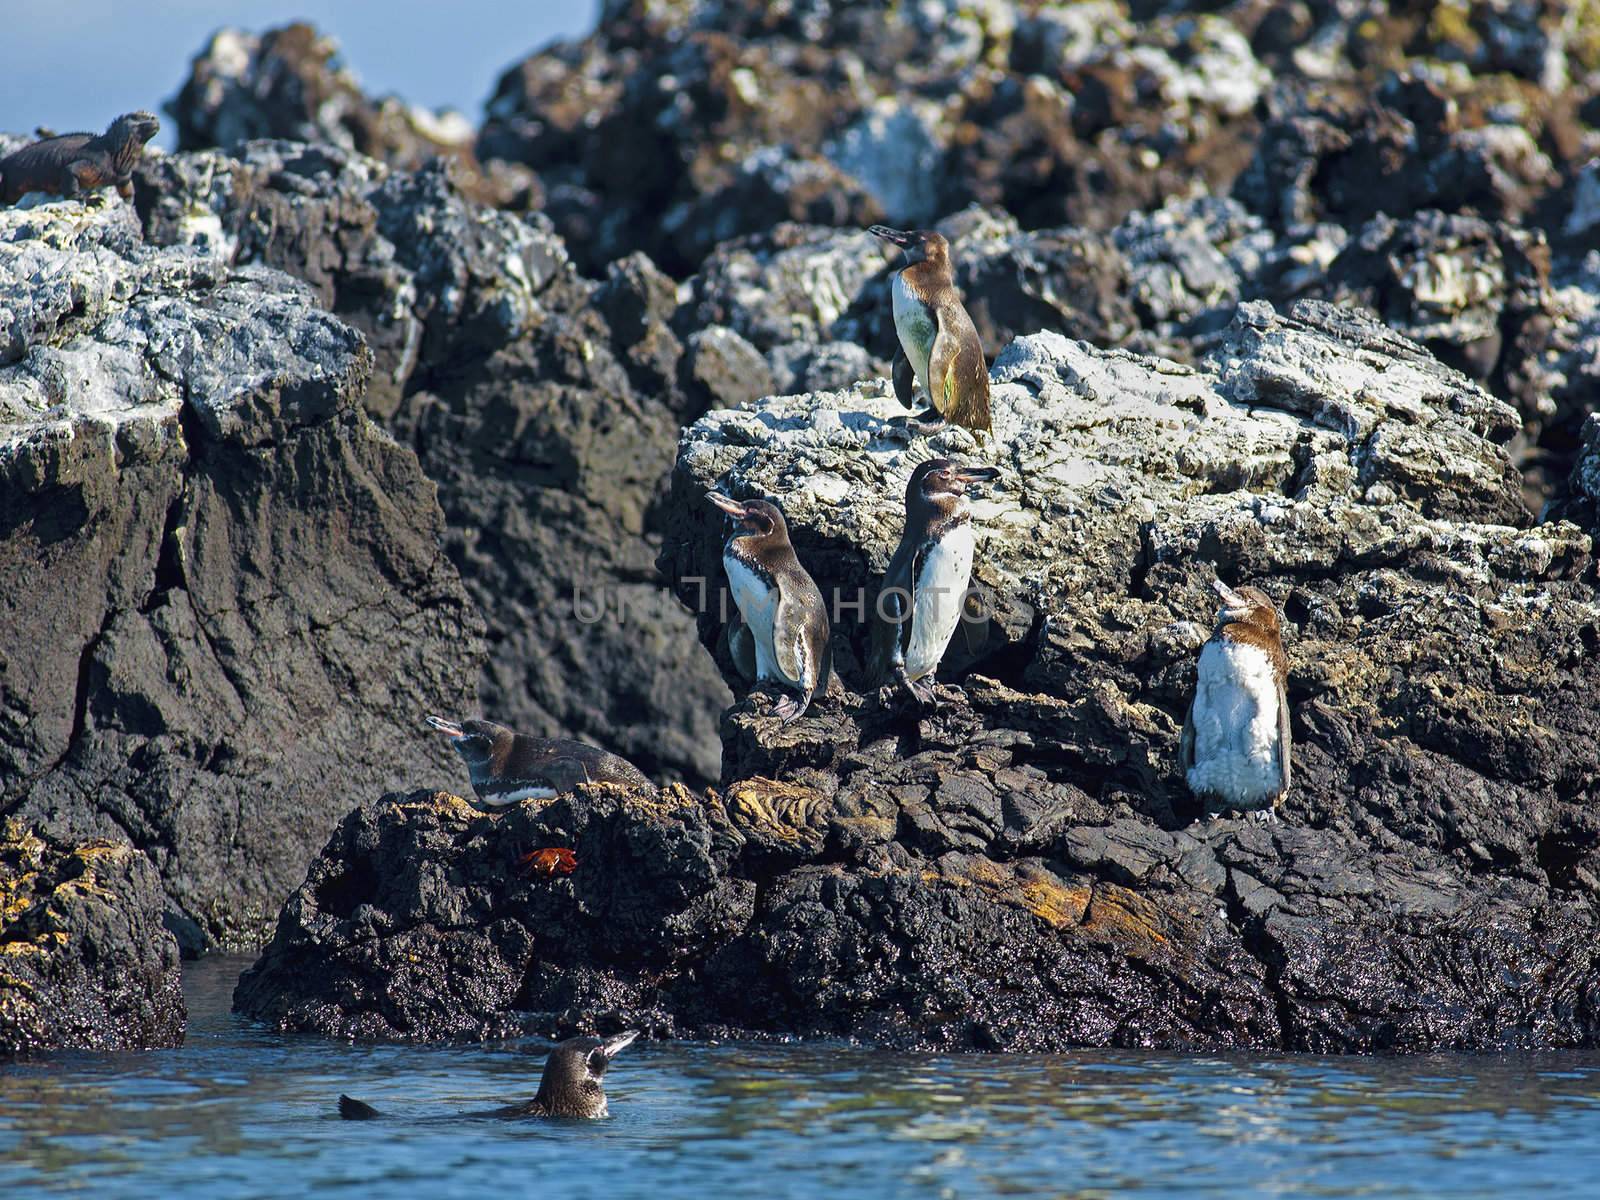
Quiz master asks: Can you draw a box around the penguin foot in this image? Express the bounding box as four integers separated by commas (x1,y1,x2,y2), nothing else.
896,670,937,710
887,410,948,439
772,694,806,724
1248,807,1279,825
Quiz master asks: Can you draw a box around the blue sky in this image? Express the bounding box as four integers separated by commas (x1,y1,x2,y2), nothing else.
1,1,597,143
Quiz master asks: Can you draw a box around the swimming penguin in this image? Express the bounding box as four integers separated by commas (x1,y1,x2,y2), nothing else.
867,458,1001,705
707,492,832,724
426,716,651,809
1179,580,1291,819
868,225,992,436
338,1031,639,1121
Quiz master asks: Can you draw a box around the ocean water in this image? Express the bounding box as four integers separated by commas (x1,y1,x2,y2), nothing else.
3,957,1600,1199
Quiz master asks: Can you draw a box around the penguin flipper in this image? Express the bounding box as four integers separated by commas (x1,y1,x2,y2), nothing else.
771,586,830,719
891,347,918,411
339,1095,382,1120
929,310,992,434
867,538,920,686
1277,688,1292,798
1178,697,1196,778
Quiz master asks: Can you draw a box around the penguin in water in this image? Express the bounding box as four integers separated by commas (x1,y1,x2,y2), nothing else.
707,492,832,724
868,458,1001,706
1180,580,1291,820
868,225,991,437
338,1031,639,1120
426,716,651,809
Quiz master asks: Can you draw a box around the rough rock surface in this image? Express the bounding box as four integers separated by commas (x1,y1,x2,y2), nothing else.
1,821,185,1054
0,195,480,952
168,24,515,205
236,307,1600,1050
163,5,1600,494
134,140,731,786
477,0,1270,274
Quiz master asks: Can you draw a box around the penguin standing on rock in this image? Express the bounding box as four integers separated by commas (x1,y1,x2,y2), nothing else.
1180,581,1292,820
868,225,992,437
426,716,651,809
339,1031,639,1121
868,458,1001,706
708,492,832,724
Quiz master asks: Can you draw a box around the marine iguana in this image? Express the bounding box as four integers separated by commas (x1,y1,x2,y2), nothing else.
0,111,161,206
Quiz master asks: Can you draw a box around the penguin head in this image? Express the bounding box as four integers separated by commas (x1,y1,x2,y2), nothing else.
534,1030,639,1118
425,715,513,772
707,491,789,542
909,458,1001,505
868,225,949,267
1211,580,1281,638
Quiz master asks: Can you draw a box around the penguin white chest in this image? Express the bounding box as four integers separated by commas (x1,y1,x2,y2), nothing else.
904,522,974,681
1186,638,1284,809
725,554,789,685
892,272,936,389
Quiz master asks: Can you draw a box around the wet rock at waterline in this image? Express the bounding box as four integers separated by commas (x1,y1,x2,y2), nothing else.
1,822,185,1055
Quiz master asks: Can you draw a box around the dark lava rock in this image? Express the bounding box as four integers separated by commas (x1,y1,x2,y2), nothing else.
1236,74,1560,231
1325,211,1553,403
135,140,730,786
167,23,511,205
0,196,481,953
478,0,1269,273
233,709,1600,1051
682,326,775,413
1,821,185,1054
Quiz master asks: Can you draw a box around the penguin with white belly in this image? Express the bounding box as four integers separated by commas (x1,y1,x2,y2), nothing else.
867,458,1001,706
868,225,992,437
708,492,832,724
1180,580,1292,819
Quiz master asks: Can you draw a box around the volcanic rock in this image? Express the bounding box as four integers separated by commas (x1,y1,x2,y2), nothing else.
0,194,481,952
0,822,185,1054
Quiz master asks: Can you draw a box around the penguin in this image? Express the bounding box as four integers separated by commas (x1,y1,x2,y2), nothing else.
868,225,992,436
426,716,651,809
338,1030,638,1121
867,458,1001,705
707,492,832,724
1179,580,1292,819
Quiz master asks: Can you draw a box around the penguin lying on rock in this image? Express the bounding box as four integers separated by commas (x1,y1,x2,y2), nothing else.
426,716,651,809
869,225,992,437
868,458,1001,706
1180,580,1292,820
338,1031,638,1121
708,492,832,724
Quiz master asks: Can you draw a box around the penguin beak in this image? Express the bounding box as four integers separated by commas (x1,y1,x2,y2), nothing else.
600,1030,639,1059
1211,579,1250,609
952,466,1001,487
706,491,748,519
868,225,915,249
425,715,466,739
